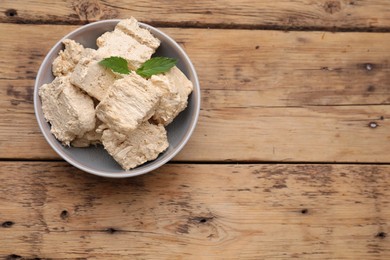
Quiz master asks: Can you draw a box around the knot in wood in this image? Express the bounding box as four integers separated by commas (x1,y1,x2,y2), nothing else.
73,0,103,21
324,1,341,14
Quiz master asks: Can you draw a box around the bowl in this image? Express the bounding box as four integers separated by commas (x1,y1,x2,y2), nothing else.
34,19,200,178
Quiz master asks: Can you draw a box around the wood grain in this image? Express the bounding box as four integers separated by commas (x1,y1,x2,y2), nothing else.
4,84,390,162
2,24,390,101
1,0,390,31
1,24,390,162
1,2,389,259
0,162,389,259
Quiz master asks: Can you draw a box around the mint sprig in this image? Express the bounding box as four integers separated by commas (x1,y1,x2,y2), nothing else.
99,56,130,74
136,57,177,78
99,56,177,78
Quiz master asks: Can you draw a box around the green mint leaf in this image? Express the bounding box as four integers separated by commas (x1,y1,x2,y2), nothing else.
99,56,130,74
136,57,177,78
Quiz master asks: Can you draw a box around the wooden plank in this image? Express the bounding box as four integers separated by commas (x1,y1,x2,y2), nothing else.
2,24,390,101
0,162,389,258
2,80,390,162
1,24,390,162
1,0,390,30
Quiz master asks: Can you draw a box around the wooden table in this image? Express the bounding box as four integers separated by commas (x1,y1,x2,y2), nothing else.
1,1,390,259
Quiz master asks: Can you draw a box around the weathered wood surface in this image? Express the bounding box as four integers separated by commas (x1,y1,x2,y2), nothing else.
0,24,389,162
0,162,389,259
1,1,390,259
1,0,390,30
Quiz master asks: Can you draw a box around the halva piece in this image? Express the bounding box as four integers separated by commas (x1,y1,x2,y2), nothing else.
96,18,160,69
96,72,162,134
71,119,103,147
52,39,85,77
151,66,194,125
39,76,95,145
115,17,160,49
101,122,169,170
70,49,118,101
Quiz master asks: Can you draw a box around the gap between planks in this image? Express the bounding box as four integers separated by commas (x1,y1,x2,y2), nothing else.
3,19,390,33
1,159,390,166
2,0,390,33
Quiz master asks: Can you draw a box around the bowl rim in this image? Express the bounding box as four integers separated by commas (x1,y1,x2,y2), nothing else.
34,19,200,178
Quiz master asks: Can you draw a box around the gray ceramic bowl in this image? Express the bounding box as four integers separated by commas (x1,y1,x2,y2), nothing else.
34,19,200,178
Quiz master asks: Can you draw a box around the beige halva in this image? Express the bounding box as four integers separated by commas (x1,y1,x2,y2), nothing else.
39,18,193,170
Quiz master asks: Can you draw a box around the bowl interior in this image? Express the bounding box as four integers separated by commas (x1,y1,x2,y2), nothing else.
34,20,200,178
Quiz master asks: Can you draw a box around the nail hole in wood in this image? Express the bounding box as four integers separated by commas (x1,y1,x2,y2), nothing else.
190,216,214,224
380,116,384,120
6,254,22,260
376,232,387,239
367,85,375,92
106,227,117,234
301,209,308,214
368,122,378,128
60,210,69,220
2,221,14,228
255,45,260,49
5,9,17,17
365,63,373,71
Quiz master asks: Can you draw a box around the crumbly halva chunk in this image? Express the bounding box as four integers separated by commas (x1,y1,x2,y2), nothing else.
115,17,160,49
96,72,162,134
52,39,85,77
101,122,169,170
70,49,118,101
96,19,160,69
71,119,103,147
96,30,154,69
151,66,194,125
39,76,95,145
